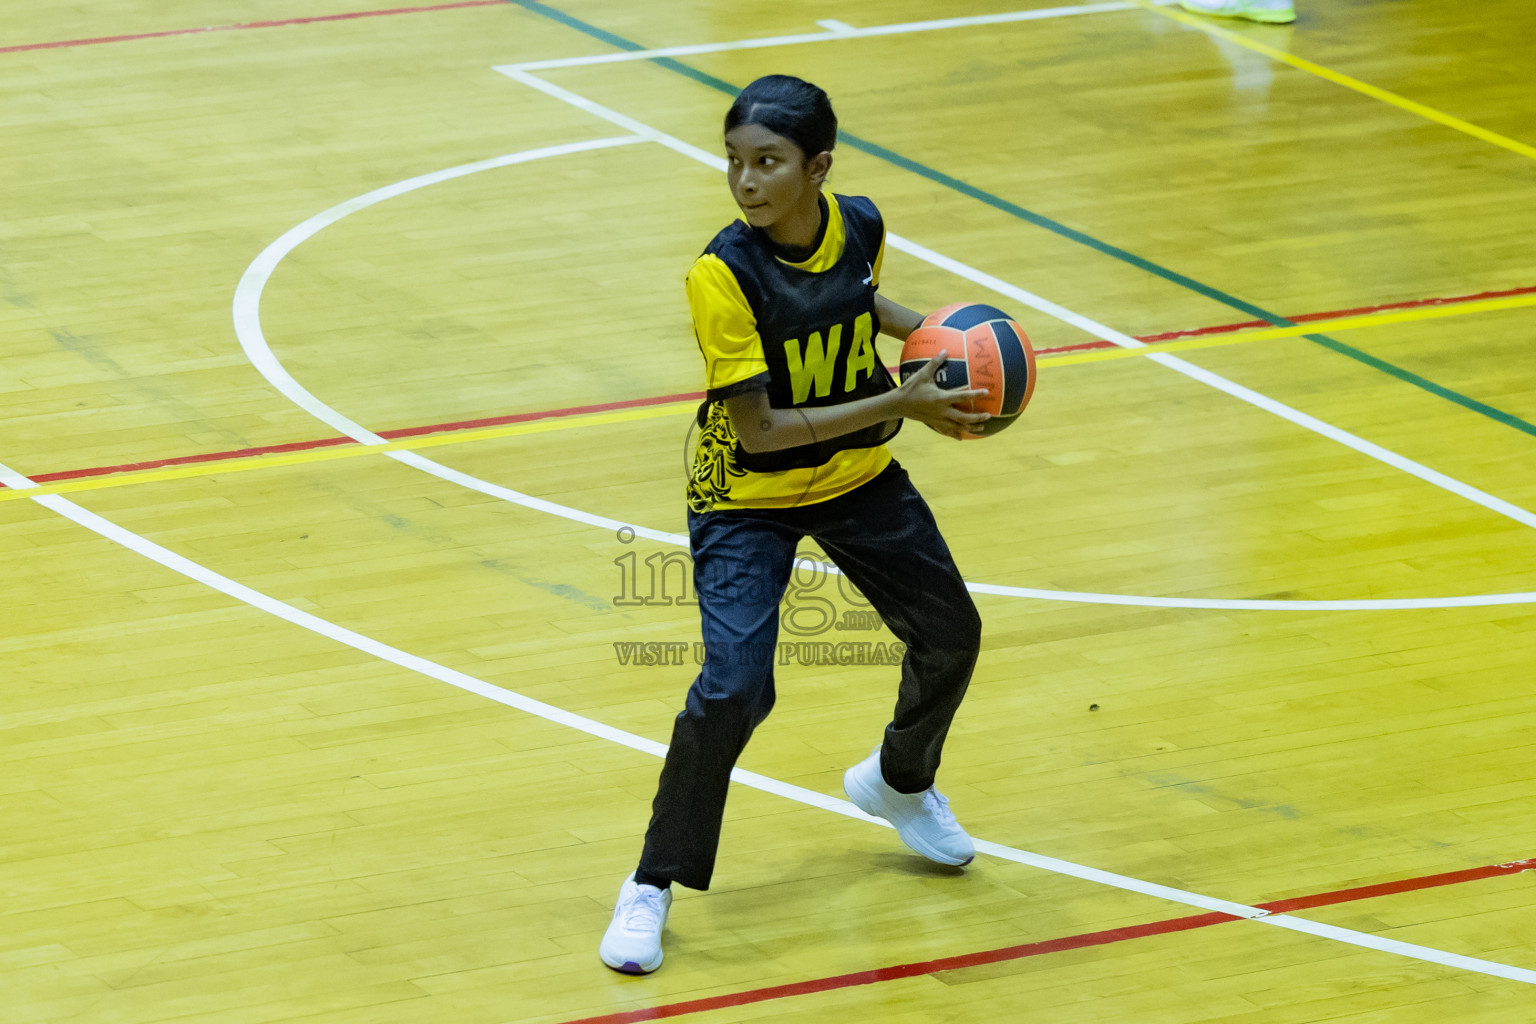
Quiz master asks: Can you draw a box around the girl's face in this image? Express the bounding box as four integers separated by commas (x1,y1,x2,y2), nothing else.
724,123,829,240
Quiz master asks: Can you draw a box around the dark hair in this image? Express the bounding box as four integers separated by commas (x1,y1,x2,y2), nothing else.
724,75,838,159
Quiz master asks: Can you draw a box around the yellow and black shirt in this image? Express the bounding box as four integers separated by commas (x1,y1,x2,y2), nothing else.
686,192,900,513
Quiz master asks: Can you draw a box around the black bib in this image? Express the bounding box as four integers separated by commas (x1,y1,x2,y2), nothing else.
699,194,901,472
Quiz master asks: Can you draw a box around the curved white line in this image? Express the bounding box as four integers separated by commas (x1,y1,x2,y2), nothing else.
6,112,1525,993
504,72,1536,533
9,482,1534,987
233,135,649,446
231,139,1536,611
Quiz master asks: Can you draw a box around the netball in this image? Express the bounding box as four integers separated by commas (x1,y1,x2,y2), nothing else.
899,302,1037,437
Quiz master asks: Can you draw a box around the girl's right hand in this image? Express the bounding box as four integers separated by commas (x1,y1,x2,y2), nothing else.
894,353,991,440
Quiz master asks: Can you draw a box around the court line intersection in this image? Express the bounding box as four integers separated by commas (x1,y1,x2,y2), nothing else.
554,857,1536,1024
1134,0,1536,164
218,134,1536,611
502,0,1536,443
10,0,1528,435
496,0,1182,72
221,120,1536,978
3,454,1535,995
481,76,1536,531
2,281,1531,509
6,0,1536,1007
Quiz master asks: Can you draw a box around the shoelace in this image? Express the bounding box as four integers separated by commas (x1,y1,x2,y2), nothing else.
921,788,957,827
621,887,667,931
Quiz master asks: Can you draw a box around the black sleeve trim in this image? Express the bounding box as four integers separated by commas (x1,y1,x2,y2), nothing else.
705,370,771,403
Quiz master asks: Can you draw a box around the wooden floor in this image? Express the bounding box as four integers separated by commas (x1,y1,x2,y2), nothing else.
4,1,1536,1021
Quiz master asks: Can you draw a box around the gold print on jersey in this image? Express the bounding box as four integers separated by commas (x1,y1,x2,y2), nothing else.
843,312,876,392
783,311,875,404
687,401,749,513
784,324,842,403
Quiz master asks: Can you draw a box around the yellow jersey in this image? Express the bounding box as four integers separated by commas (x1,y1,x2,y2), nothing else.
685,192,899,513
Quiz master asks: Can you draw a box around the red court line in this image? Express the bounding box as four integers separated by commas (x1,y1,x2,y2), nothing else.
15,390,704,488
2,285,1529,492
1035,283,1536,355
376,390,703,440
22,436,359,484
1136,283,1536,345
559,858,1536,1024
0,1,508,55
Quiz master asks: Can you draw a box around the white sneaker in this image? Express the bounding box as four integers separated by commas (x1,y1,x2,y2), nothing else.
1179,0,1296,24
599,873,672,974
843,747,975,866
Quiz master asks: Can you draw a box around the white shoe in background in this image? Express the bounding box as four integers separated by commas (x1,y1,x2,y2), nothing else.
1179,0,1297,24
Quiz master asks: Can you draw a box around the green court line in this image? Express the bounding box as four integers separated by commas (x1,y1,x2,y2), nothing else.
503,0,1536,441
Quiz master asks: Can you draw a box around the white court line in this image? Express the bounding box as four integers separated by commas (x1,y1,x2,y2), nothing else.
232,135,648,447
227,112,1536,610
5,454,1535,986
0,457,1261,921
0,0,1528,996
502,68,1536,539
378,454,1527,609
217,96,1536,979
496,1,1180,73
0,460,34,491
880,233,1536,533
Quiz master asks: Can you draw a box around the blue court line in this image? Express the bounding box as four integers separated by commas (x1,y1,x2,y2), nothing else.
504,0,1536,441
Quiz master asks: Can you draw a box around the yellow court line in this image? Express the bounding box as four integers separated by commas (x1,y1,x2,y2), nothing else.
1137,2,1536,163
0,402,696,505
3,292,1531,504
1039,291,1536,367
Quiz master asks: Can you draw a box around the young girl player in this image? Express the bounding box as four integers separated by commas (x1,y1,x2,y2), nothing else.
600,75,989,974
